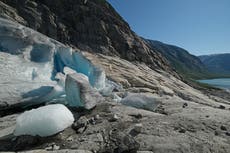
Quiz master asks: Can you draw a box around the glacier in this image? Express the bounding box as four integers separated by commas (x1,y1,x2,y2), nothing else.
0,17,111,108
14,104,74,137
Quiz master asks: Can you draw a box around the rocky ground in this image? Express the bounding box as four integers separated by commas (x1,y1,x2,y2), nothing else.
0,52,230,153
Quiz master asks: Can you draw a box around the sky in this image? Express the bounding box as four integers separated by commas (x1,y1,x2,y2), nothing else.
107,0,230,55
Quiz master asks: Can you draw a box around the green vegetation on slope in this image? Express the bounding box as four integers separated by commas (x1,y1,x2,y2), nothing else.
145,40,214,79
199,54,230,76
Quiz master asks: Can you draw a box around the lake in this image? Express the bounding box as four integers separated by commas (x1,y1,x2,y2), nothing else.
198,78,230,89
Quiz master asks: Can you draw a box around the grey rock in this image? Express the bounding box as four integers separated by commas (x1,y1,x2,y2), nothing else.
108,114,119,122
72,116,88,133
94,114,100,120
219,105,226,109
52,145,60,151
66,136,73,142
133,123,143,133
107,131,140,153
220,125,227,131
226,132,230,136
182,103,188,108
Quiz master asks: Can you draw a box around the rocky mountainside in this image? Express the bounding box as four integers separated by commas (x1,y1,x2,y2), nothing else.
145,40,211,79
199,53,230,75
0,0,176,76
0,0,230,153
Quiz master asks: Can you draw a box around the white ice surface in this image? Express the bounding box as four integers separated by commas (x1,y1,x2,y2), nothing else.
0,51,57,104
14,104,74,137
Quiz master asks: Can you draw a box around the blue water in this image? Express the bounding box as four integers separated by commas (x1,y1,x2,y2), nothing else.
198,78,230,89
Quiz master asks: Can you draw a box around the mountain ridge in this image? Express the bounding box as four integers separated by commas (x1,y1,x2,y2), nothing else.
145,39,211,79
199,53,230,75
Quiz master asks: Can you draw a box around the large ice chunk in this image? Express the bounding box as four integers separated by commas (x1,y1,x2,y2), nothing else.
65,73,103,109
14,104,74,137
54,48,106,89
120,93,160,111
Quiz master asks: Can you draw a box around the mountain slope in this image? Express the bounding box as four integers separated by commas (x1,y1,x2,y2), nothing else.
199,53,230,75
0,0,177,76
145,40,210,79
0,1,230,153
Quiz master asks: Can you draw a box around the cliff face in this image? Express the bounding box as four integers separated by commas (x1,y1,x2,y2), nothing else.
0,0,175,75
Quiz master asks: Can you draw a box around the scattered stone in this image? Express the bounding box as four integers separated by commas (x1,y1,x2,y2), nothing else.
88,118,96,125
182,103,188,108
72,116,88,133
178,128,186,133
219,105,226,109
129,123,143,137
67,136,74,142
130,113,143,119
52,144,60,150
174,127,179,131
133,123,143,133
109,131,140,153
214,131,219,136
155,105,168,115
94,114,100,120
225,132,230,136
45,143,60,151
108,114,119,122
205,115,209,118
220,125,227,131
45,146,53,151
